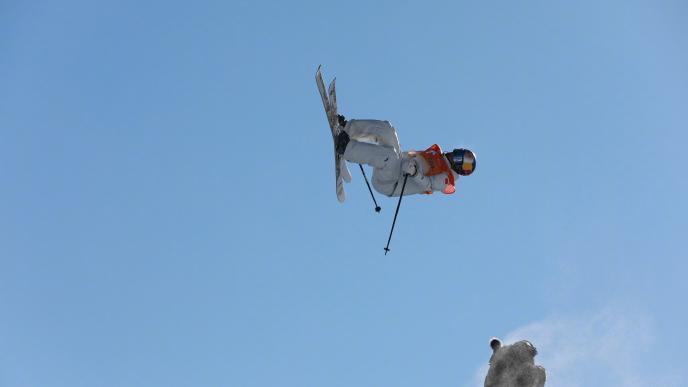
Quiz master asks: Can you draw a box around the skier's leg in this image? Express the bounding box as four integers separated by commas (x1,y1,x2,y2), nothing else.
344,119,401,152
342,140,400,171
347,140,403,197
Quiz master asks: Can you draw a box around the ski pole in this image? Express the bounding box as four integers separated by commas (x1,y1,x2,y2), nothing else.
383,173,410,255
359,164,381,213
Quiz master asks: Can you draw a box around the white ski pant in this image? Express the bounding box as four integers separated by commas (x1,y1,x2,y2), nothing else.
342,119,401,184
342,119,424,196
343,119,402,153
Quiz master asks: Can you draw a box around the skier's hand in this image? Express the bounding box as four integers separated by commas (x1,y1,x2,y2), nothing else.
402,158,418,176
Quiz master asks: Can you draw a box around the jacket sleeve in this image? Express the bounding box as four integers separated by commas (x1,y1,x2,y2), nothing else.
429,173,459,192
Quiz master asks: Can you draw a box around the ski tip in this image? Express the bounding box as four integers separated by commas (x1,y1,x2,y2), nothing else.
316,64,322,73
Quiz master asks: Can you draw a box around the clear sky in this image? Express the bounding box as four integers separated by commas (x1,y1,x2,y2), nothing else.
2,1,687,386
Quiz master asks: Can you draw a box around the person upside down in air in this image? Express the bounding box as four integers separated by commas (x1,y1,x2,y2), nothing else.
335,115,476,197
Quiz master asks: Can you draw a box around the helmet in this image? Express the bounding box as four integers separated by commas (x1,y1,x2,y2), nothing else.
446,148,476,176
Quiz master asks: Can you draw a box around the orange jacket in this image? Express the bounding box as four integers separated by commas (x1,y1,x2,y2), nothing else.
418,144,456,194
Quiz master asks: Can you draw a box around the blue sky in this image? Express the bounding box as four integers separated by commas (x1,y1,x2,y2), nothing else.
1,1,687,386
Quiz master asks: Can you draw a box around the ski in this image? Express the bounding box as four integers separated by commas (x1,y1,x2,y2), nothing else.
328,78,352,183
316,65,347,202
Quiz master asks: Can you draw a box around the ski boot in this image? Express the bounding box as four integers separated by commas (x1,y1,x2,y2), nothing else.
335,130,350,155
335,114,350,155
337,114,347,128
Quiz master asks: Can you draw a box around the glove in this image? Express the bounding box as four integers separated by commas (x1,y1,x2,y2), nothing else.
402,157,418,176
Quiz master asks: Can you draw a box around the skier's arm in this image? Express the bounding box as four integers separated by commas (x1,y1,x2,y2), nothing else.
416,156,460,194
428,173,459,192
385,155,431,196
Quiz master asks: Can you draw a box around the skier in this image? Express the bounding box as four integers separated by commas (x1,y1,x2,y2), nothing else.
334,115,476,197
